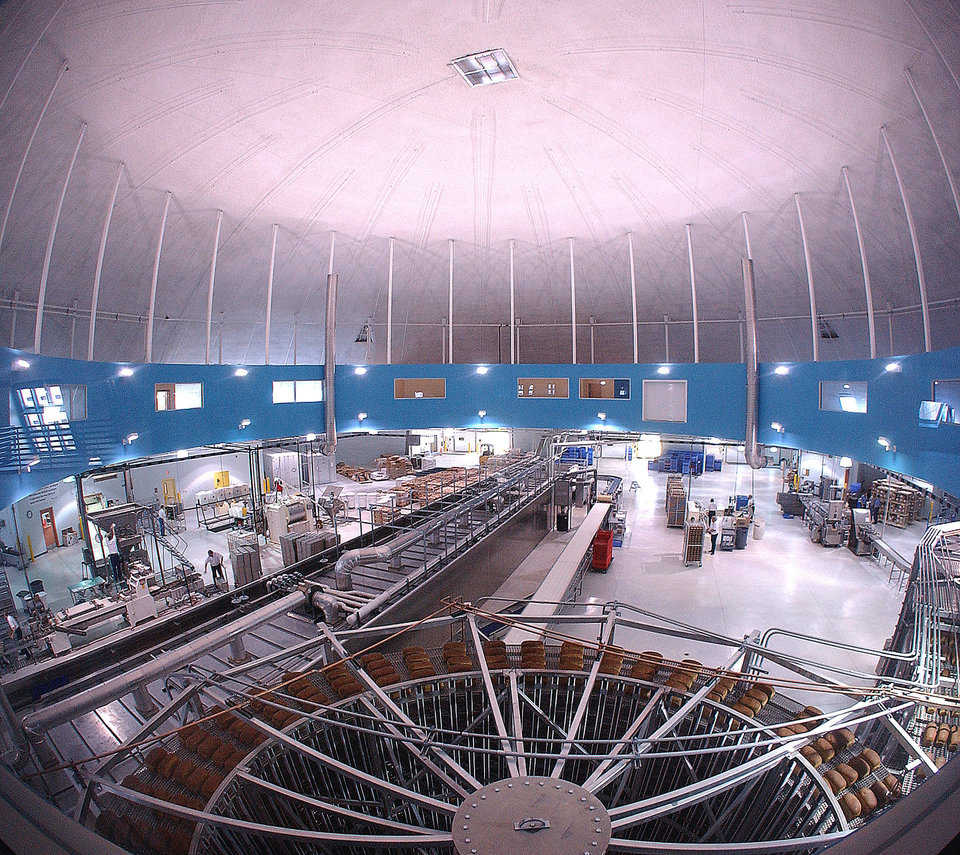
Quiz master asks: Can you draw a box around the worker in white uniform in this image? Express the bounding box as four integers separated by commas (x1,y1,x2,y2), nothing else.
105,524,123,585
205,549,227,586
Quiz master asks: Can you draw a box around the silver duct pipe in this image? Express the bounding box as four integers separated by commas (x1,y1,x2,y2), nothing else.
21,591,304,741
334,528,422,592
0,684,27,768
742,258,764,470
322,272,338,455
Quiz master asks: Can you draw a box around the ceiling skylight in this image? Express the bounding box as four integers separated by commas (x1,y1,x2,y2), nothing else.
451,49,518,87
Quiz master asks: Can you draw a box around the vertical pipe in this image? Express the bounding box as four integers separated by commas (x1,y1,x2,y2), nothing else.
0,61,67,261
88,162,123,361
328,230,336,276
144,191,171,362
887,302,894,355
218,313,224,364
293,315,298,365
738,310,745,362
841,166,876,359
742,258,764,470
589,316,596,364
663,314,670,362
204,210,223,364
881,126,931,352
264,223,278,363
69,300,77,358
685,223,699,363
516,318,521,364
10,289,18,347
509,238,516,364
322,273,338,456
35,122,86,353
793,193,819,362
568,237,577,364
448,239,454,364
741,212,753,259
441,317,446,364
386,236,394,365
628,232,638,363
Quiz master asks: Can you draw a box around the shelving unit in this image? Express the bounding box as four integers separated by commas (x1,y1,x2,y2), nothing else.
665,476,686,528
871,479,921,529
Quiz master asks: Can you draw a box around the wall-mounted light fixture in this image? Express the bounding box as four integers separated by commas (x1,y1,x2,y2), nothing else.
476,366,489,375
305,432,317,442
358,412,368,422
839,456,853,468
884,362,901,373
118,367,134,377
13,359,30,370
770,421,784,433
477,410,486,418
774,365,790,375
597,412,607,420
354,366,368,375
234,368,249,377
239,419,251,430
657,366,670,375
123,432,139,445
877,436,895,451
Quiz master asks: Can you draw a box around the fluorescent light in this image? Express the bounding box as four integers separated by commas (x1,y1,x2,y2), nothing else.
877,436,891,449
476,366,489,375
125,432,139,443
358,412,368,421
13,359,30,369
770,422,783,432
451,48,519,87
305,432,317,442
885,362,901,373
774,365,789,375
234,368,248,377
118,367,134,377
477,410,486,418
176,449,188,459
597,412,607,420
657,366,670,375
839,456,853,468
354,366,368,375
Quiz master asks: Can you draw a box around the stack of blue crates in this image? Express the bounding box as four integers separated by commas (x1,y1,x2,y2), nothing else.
560,446,594,465
646,449,722,474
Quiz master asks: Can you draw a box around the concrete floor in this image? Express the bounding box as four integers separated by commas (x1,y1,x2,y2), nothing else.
566,450,924,713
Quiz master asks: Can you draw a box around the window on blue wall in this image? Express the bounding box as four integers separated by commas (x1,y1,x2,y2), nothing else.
819,381,867,413
273,380,323,404
933,379,960,425
155,382,203,411
15,384,84,455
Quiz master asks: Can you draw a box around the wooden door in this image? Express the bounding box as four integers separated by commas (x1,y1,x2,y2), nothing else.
40,507,58,549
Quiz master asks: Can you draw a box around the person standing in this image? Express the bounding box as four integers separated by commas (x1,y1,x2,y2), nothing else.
707,498,717,523
105,524,122,585
708,517,719,555
156,504,166,537
205,549,226,586
871,495,882,524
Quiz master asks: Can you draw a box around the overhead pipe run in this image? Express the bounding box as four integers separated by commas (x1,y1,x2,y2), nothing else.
322,272,338,456
742,258,764,470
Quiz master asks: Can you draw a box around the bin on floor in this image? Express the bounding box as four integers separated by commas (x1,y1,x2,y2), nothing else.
592,530,613,570
753,517,766,540
735,524,749,549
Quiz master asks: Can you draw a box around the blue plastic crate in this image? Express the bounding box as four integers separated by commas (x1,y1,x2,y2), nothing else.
612,538,623,547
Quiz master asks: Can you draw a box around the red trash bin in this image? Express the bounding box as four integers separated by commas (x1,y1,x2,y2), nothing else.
592,530,613,570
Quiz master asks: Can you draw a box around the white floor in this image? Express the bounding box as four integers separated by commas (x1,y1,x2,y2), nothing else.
566,452,924,712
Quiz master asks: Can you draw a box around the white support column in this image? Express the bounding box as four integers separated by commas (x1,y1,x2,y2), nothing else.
144,191,171,362
905,68,960,225
34,121,85,353
0,0,67,115
447,238,454,364
841,167,876,359
794,192,819,362
386,236,394,365
568,236,577,364
589,315,596,364
204,210,223,365
663,314,670,362
741,211,753,259
685,223,699,363
328,230,336,275
69,300,78,359
264,223,278,364
737,310,745,362
10,290,19,348
0,61,67,262
509,238,516,364
88,161,123,361
881,126,931,352
627,232,638,363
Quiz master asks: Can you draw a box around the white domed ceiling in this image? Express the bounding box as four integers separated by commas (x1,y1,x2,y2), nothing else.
0,0,958,365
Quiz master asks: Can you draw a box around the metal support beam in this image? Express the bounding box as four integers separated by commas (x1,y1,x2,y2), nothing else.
741,211,753,260
793,193,819,362
386,236,394,364
69,300,78,358
144,191,171,362
88,162,123,361
628,232,638,363
0,61,67,262
9,290,18,348
840,167,876,359
204,210,223,364
509,238,516,364
881,126,931,352
905,68,960,226
447,238,454,364
130,682,157,718
507,671,528,777
227,634,252,665
569,236,577,363
685,223,699,363
663,315,670,362
264,223,278,364
34,123,85,353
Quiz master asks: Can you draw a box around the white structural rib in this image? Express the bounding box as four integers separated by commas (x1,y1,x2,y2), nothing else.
88,162,123,361
448,238,454,363
509,238,516,364
793,193,819,362
386,236,395,364
264,223,278,363
741,212,753,260
880,126,931,353
569,236,577,363
628,232,638,363
685,223,700,363
144,191,171,362
34,122,85,354
840,167,876,359
204,210,223,364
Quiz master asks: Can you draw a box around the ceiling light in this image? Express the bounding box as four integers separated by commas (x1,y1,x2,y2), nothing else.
657,366,670,375
13,358,30,369
597,412,607,420
885,362,901,373
839,456,853,468
358,412,368,422
305,432,317,442
477,410,486,418
476,366,489,375
118,367,134,377
234,368,248,377
774,365,789,375
451,48,519,87
877,436,891,450
842,383,850,390
354,366,368,375
176,449,188,459
770,422,784,432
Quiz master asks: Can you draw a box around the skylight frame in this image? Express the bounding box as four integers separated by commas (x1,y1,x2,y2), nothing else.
451,49,519,87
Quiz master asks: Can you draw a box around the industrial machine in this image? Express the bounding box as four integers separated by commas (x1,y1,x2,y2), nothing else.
264,495,314,544
119,570,158,627
848,508,876,556
801,495,850,547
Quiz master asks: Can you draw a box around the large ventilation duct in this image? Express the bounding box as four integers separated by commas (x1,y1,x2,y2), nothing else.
742,257,764,470
322,272,338,456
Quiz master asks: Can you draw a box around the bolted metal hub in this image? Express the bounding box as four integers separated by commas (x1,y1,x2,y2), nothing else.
452,775,611,855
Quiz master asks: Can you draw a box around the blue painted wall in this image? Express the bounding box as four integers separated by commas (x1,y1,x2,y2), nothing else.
1,345,958,508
